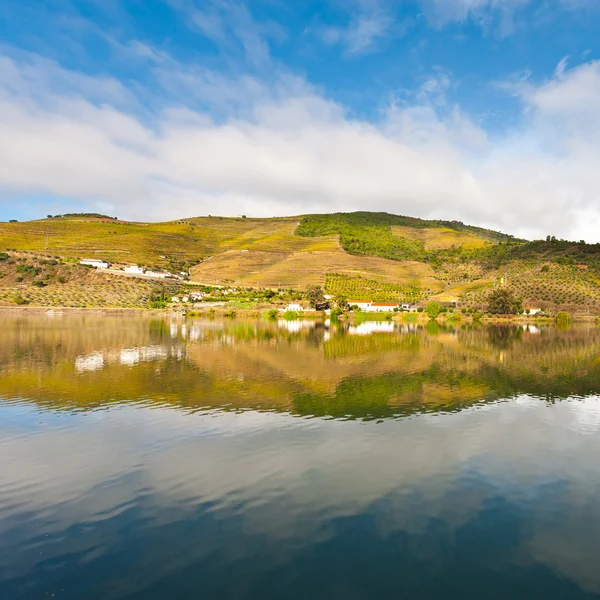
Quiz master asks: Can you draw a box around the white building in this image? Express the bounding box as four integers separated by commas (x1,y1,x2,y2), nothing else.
124,265,145,274
145,271,174,279
401,304,418,312
80,259,109,269
284,303,303,311
366,303,398,313
190,292,205,301
348,300,372,311
524,308,542,315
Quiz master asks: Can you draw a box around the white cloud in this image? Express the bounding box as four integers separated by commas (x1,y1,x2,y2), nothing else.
1,51,600,240
313,11,397,55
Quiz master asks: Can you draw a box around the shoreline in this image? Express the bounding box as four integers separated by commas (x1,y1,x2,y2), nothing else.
0,305,596,324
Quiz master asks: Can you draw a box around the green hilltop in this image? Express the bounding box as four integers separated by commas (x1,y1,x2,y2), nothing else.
1,211,600,313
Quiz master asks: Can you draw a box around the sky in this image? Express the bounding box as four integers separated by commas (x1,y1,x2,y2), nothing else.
0,1,600,241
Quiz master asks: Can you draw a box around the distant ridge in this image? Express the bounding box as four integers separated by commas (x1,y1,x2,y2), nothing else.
2,211,600,313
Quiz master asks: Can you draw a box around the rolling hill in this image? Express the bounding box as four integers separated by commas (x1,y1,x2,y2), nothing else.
2,211,600,313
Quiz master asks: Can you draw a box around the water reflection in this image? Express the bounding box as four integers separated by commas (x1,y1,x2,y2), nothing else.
2,315,600,599
1,315,598,417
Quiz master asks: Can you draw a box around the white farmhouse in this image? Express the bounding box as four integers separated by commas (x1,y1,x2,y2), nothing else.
284,303,303,311
348,300,372,311
124,265,145,274
80,259,110,269
366,303,398,313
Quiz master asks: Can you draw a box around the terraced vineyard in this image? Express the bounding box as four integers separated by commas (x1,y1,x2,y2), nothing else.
460,262,600,314
325,274,431,303
0,253,174,308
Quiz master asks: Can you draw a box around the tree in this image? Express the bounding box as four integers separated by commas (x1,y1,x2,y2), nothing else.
486,288,523,315
306,285,325,308
335,295,349,310
426,301,441,319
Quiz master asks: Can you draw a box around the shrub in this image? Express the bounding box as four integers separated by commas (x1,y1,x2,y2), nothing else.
330,307,343,320
426,301,441,319
13,293,28,305
263,309,278,320
555,312,571,327
32,280,46,288
283,310,298,320
0,252,8,261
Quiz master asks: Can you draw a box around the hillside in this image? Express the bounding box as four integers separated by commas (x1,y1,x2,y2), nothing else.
2,212,600,313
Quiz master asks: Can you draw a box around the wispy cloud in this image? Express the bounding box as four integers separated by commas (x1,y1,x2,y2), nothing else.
169,0,284,68
312,11,398,56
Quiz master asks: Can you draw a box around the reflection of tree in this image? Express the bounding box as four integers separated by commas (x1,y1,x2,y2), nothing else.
487,326,523,349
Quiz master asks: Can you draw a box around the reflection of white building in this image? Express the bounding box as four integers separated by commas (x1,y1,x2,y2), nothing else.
348,322,396,335
278,319,315,333
120,345,168,366
524,325,540,334
75,352,105,372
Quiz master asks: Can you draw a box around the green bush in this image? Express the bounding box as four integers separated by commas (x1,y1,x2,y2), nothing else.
330,307,343,320
0,252,9,261
263,309,278,320
283,310,298,320
13,293,28,305
426,301,441,319
555,312,571,327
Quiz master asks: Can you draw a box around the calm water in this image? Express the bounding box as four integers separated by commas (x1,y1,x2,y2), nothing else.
2,315,600,599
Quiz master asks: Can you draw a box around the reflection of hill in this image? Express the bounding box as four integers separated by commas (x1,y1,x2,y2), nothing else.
1,315,600,419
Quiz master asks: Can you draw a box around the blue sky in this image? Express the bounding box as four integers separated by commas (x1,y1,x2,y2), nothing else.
1,0,600,240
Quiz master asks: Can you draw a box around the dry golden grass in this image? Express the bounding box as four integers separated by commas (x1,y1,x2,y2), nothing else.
392,225,489,250
192,247,443,289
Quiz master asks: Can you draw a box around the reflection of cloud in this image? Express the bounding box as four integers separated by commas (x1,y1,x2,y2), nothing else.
2,397,600,595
